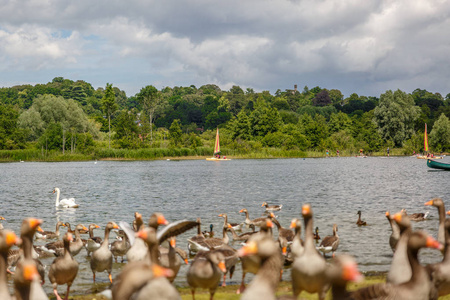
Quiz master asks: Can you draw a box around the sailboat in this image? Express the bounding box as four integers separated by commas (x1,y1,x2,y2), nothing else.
417,123,442,159
206,128,231,161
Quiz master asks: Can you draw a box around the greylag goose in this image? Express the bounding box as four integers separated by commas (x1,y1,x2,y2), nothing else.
425,197,446,245
356,210,367,226
404,209,430,221
132,211,144,231
110,230,129,263
159,237,188,283
261,201,283,212
386,211,401,252
35,221,66,240
188,218,208,255
208,242,239,287
352,231,442,300
387,211,412,284
228,224,257,242
0,216,4,230
288,218,304,260
238,236,284,300
42,224,87,257
65,222,88,234
48,232,79,300
90,221,119,283
427,218,450,297
292,204,329,300
326,254,363,300
218,213,243,231
237,219,274,294
318,224,340,257
269,213,294,254
0,230,20,300
13,218,48,300
313,226,320,241
187,250,226,300
188,225,230,252
239,208,269,228
53,187,79,208
85,223,102,256
125,212,148,262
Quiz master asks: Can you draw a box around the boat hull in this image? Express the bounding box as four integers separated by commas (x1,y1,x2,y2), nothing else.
206,158,231,161
427,159,450,170
418,155,443,159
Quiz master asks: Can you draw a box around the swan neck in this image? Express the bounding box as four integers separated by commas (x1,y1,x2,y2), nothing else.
55,189,60,206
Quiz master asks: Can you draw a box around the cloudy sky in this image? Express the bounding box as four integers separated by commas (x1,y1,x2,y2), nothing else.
1,0,449,98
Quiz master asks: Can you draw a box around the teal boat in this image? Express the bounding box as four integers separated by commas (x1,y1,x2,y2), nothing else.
427,159,450,170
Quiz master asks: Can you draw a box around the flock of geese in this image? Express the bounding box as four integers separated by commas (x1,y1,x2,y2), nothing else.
1,192,450,299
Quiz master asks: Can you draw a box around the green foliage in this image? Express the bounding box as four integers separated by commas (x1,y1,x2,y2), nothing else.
430,113,450,152
249,101,282,138
169,119,182,146
374,89,420,147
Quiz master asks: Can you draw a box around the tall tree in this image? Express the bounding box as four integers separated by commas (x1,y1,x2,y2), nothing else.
430,113,450,152
137,85,159,142
169,119,182,146
102,83,117,149
374,89,420,147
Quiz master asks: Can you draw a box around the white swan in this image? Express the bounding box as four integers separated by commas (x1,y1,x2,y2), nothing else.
53,187,79,208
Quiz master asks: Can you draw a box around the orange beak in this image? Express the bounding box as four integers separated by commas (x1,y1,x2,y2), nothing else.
23,264,39,281
342,262,364,282
82,226,88,231
5,231,19,246
239,209,244,213
169,238,176,248
152,264,174,278
385,211,390,217
113,224,120,229
67,233,74,242
302,204,311,215
238,241,258,257
218,214,223,217
136,230,148,240
425,199,434,206
282,246,287,255
29,218,43,229
157,215,169,225
393,213,403,223
446,210,450,216
36,226,44,232
266,219,274,228
426,236,443,250
217,261,227,273
96,225,100,228
184,258,189,265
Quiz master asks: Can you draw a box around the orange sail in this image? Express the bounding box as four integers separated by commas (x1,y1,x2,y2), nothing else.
213,128,221,155
424,123,429,152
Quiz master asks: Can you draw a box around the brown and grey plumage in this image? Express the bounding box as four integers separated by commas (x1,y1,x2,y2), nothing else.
159,237,187,283
386,211,401,252
269,213,294,255
326,254,363,300
238,236,284,300
125,212,148,262
187,250,227,300
404,209,430,221
35,221,66,240
218,213,243,231
13,218,48,300
352,230,442,300
425,197,446,245
188,225,230,252
318,224,340,257
42,224,87,257
209,243,239,287
427,217,450,297
240,208,270,228
292,204,329,300
48,232,79,300
90,221,119,283
110,230,129,263
356,211,367,226
227,225,257,242
188,218,207,255
387,211,412,285
261,201,283,212
65,222,88,234
85,223,102,256
0,230,20,300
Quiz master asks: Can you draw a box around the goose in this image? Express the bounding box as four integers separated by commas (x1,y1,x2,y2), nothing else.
326,254,364,300
227,224,257,242
269,213,294,254
125,212,148,262
387,211,413,284
0,230,20,300
425,197,446,245
240,208,270,228
187,218,207,255
188,225,230,252
41,224,87,257
48,232,79,300
356,210,367,226
187,250,227,300
90,221,119,283
110,229,129,263
313,226,321,241
218,213,243,231
386,211,401,252
238,238,284,300
352,231,442,300
261,201,283,212
212,243,239,287
292,204,329,300
288,218,304,260
35,221,66,240
159,237,188,283
65,222,88,234
85,223,102,256
427,218,450,297
237,219,274,294
53,187,79,208
404,209,430,221
0,216,5,230
13,218,48,300
317,224,340,257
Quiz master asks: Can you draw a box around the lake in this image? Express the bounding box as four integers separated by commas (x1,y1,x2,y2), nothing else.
2,156,450,295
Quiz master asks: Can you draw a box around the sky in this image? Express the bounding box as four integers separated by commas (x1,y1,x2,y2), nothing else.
1,0,449,99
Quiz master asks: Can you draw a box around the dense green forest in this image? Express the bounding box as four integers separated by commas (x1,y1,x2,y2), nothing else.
1,77,450,161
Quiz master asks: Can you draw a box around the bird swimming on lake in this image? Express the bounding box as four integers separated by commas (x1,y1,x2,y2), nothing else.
356,210,367,226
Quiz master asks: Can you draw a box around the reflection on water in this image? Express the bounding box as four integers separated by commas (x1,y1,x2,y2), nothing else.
2,157,450,295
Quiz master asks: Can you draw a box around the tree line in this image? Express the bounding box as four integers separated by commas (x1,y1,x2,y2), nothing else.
1,77,450,157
